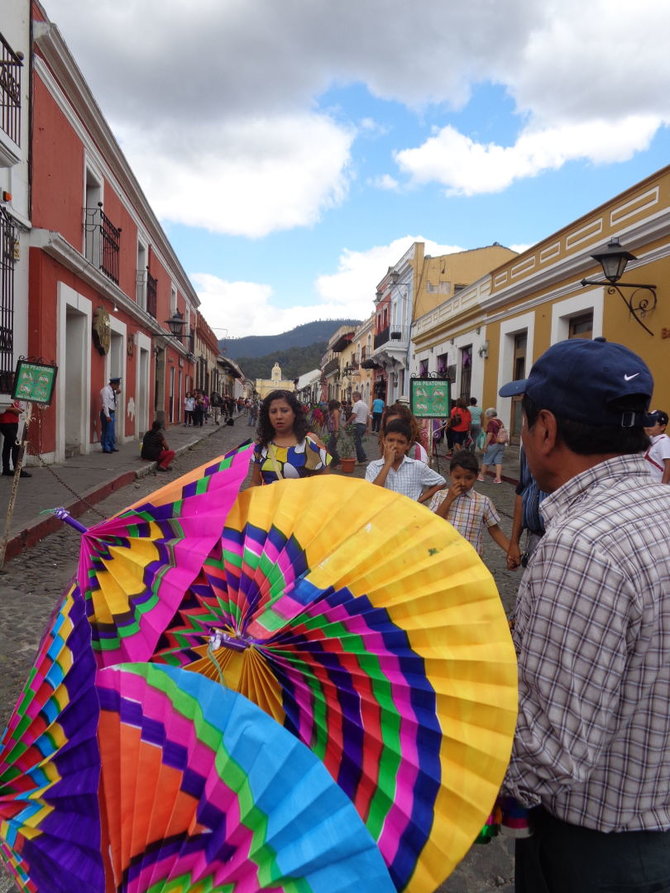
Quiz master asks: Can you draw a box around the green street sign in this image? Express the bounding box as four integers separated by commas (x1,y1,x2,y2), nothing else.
11,360,58,405
410,378,451,418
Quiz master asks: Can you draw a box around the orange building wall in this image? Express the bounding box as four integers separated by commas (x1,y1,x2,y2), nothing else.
31,76,85,248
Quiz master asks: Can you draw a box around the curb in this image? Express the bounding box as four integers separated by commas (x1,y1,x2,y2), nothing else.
3,430,220,563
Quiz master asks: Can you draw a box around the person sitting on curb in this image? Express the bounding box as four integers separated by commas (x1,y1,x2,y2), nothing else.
141,420,175,472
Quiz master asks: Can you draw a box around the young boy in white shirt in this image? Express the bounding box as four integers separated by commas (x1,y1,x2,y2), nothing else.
366,420,445,502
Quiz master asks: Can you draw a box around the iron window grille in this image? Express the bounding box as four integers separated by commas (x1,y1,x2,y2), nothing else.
0,34,22,146
84,203,121,284
0,206,16,390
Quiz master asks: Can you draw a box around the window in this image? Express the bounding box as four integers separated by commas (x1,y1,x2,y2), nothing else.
136,240,147,309
0,34,22,147
0,206,16,390
84,173,121,284
568,312,593,339
460,345,472,399
418,359,429,377
513,332,527,380
436,352,448,376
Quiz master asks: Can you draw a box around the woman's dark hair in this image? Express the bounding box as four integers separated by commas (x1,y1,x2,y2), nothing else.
257,389,308,446
450,451,479,474
522,394,650,455
328,399,341,411
384,419,412,442
151,420,163,432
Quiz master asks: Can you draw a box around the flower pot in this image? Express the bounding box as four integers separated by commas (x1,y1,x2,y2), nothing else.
339,457,356,474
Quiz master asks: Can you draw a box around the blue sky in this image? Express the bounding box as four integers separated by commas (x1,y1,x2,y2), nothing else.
46,0,670,339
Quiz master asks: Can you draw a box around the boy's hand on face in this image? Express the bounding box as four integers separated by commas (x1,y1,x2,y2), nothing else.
383,443,399,465
448,480,467,500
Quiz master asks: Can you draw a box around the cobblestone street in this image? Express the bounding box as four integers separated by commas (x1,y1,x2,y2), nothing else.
0,427,520,893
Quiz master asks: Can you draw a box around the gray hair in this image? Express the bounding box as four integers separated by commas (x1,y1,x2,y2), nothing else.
485,407,498,418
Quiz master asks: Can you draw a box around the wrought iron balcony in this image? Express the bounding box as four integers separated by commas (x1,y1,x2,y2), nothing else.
85,204,121,284
0,34,22,146
322,357,340,376
374,326,390,349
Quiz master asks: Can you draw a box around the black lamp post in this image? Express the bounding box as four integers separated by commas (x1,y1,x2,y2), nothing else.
581,238,657,335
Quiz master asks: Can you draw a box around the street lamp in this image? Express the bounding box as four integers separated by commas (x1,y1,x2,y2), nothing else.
581,238,657,335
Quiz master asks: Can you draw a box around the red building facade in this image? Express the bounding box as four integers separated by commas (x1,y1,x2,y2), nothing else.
28,2,200,463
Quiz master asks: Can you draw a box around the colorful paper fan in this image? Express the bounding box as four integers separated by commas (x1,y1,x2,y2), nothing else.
0,584,103,892
62,442,253,667
152,476,518,891
97,662,395,892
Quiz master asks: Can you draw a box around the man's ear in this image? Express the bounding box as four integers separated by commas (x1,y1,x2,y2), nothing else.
535,409,560,455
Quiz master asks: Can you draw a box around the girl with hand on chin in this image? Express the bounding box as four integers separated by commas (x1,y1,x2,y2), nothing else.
250,389,331,486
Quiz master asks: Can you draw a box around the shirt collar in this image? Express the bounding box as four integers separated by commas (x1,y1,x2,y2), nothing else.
540,453,650,528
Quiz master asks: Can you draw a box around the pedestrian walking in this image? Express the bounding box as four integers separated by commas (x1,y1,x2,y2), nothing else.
210,391,223,425
184,392,195,426
479,408,506,483
498,337,670,892
325,399,341,467
347,391,369,464
0,400,31,478
192,392,205,427
469,398,483,449
100,376,121,453
371,395,385,433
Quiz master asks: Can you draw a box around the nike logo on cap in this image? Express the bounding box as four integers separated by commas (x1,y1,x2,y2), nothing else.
624,373,640,381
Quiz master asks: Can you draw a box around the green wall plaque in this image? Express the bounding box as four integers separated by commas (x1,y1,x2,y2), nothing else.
410,378,451,418
11,360,58,405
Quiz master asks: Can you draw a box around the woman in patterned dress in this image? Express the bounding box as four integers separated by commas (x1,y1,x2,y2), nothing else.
250,389,331,486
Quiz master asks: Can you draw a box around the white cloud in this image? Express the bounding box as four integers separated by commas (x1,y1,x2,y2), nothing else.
315,236,465,304
116,114,354,237
194,236,466,337
45,0,670,226
394,117,662,195
369,174,400,191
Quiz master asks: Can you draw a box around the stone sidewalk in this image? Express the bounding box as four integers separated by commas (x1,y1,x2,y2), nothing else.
0,413,259,562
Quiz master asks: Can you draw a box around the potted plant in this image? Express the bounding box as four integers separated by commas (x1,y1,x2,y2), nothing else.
336,423,357,473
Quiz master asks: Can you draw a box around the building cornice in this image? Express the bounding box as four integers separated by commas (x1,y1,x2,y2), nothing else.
32,22,200,308
30,228,190,345
482,204,670,313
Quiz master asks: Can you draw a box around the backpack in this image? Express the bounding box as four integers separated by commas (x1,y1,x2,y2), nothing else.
496,422,509,444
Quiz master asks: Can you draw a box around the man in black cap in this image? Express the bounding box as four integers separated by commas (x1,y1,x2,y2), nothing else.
498,338,670,892
100,376,121,453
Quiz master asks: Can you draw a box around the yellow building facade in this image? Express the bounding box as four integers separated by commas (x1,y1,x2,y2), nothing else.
412,165,670,438
255,362,295,400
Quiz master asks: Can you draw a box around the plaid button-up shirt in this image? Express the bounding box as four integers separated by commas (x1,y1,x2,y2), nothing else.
504,454,670,832
428,488,499,555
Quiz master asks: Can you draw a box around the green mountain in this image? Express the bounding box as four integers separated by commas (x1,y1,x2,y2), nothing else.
235,343,328,383
222,320,361,360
